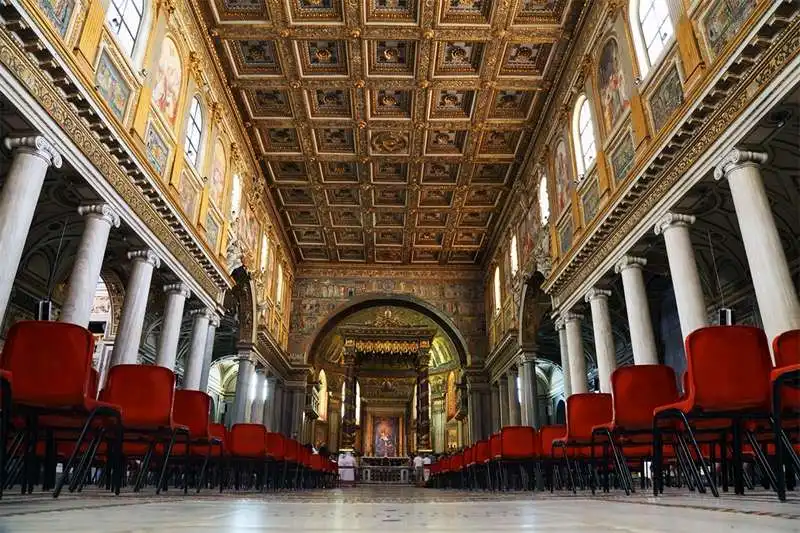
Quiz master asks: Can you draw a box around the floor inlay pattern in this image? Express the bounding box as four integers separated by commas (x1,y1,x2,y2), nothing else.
0,486,797,532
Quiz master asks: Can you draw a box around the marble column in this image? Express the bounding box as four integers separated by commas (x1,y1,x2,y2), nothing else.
340,348,358,450
111,249,160,367
273,381,285,434
251,368,266,424
183,308,212,389
60,204,120,326
155,283,191,370
290,387,305,439
506,367,521,426
263,376,277,431
585,288,617,393
497,377,509,428
0,136,62,323
416,348,432,450
655,212,708,339
555,317,572,397
327,394,341,451
467,384,487,443
232,356,255,424
564,312,589,394
198,314,220,393
615,256,659,365
715,149,800,348
518,352,539,428
490,383,501,433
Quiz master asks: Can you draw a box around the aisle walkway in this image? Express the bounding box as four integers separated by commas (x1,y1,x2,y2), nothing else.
0,486,797,532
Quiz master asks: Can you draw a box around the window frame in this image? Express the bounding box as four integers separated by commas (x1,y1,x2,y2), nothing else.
105,0,147,65
510,234,519,276
493,266,502,315
572,95,597,177
539,174,550,224
184,96,204,169
629,0,675,79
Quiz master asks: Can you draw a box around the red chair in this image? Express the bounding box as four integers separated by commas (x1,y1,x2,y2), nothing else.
473,439,490,489
591,365,679,495
652,326,773,498
0,322,122,497
228,423,269,491
171,390,221,493
103,364,188,494
539,424,566,492
0,369,11,499
772,330,800,501
496,426,538,491
552,393,612,493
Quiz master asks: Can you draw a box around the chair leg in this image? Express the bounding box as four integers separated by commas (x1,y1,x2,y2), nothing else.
197,442,213,494
54,410,100,498
675,412,719,498
156,431,178,495
0,378,8,500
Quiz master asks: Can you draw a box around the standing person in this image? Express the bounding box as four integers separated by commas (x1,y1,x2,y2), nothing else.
413,453,424,486
423,454,432,484
338,451,356,487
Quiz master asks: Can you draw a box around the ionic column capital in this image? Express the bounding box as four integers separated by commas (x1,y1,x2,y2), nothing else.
518,351,536,365
615,255,646,274
4,136,62,168
714,148,768,181
163,282,191,299
554,316,566,330
209,313,221,328
127,248,161,268
78,203,121,228
190,306,215,321
654,212,696,235
562,311,583,324
585,287,611,303
506,366,519,378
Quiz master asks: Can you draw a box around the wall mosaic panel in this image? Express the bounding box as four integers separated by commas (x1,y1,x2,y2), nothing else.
649,66,684,133
703,0,757,58
95,49,131,122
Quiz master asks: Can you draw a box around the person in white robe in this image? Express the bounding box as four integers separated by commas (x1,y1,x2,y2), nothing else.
338,452,356,485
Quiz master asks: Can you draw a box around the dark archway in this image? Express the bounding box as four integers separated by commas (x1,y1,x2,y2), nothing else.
306,293,471,367
555,400,566,424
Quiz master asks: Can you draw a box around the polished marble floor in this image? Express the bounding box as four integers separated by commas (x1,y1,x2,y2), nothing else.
0,486,797,532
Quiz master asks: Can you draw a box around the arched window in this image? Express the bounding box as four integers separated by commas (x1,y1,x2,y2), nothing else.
630,0,674,77
538,174,550,223
509,234,519,276
106,0,144,59
493,266,502,314
184,96,204,168
260,234,269,272
276,263,284,306
230,173,242,220
572,96,597,176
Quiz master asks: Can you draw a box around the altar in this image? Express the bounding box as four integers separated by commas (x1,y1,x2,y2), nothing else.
359,457,412,484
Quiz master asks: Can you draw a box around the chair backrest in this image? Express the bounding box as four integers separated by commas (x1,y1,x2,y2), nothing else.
172,390,212,438
284,438,299,462
611,365,679,431
774,330,800,368
489,433,502,458
103,365,176,427
475,440,490,463
266,431,286,459
228,423,267,457
88,368,100,399
685,326,772,411
565,393,613,441
209,423,227,448
1,321,94,407
539,425,566,456
500,426,538,458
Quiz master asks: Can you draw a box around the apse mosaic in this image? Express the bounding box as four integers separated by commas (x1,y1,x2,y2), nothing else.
204,0,582,263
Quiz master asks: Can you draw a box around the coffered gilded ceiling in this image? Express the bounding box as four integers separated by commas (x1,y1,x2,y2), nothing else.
197,0,581,265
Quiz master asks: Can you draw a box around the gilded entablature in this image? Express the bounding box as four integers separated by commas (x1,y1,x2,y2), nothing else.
193,0,583,266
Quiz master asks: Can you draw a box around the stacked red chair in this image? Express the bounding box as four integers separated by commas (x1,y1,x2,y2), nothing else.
538,425,566,492
552,394,613,493
227,423,269,491
265,431,286,490
0,321,123,498
473,439,491,490
771,329,800,501
171,390,222,492
103,364,189,494
495,426,539,491
591,365,680,495
652,326,773,498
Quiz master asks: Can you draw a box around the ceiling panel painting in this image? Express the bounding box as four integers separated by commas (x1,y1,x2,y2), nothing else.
198,0,581,264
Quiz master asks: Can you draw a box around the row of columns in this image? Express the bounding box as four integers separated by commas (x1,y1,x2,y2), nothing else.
229,355,290,433
556,149,800,394
0,135,221,393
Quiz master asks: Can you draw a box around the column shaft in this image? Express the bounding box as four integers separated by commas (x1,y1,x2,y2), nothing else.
586,289,617,393
416,352,431,450
519,356,539,427
273,382,285,434
232,357,255,424
183,309,212,389
497,377,509,428
111,250,160,367
656,213,708,338
506,369,521,426
0,137,61,323
556,318,572,397
616,256,659,365
490,384,500,433
715,150,800,348
251,370,266,424
155,284,190,370
341,361,357,450
198,316,219,393
565,313,589,394
263,376,277,431
60,205,120,326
